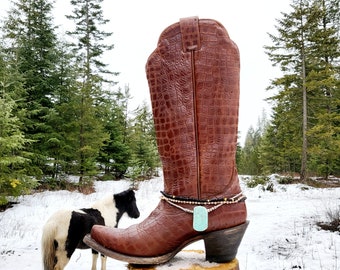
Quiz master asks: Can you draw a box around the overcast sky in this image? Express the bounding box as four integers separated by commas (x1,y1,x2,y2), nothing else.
1,0,292,144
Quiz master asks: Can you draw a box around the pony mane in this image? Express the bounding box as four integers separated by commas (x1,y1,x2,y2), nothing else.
91,195,114,210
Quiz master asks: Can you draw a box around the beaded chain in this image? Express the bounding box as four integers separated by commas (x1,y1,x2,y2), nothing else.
161,191,246,214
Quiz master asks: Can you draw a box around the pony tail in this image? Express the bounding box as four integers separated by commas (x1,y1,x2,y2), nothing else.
41,222,57,270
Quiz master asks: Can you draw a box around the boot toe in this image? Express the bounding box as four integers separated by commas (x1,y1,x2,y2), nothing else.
91,225,121,249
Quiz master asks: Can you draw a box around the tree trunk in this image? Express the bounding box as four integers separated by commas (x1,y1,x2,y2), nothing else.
300,45,308,182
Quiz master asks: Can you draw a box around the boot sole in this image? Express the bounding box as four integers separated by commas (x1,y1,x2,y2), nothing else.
83,221,249,265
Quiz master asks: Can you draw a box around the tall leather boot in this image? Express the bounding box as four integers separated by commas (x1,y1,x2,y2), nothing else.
84,16,248,265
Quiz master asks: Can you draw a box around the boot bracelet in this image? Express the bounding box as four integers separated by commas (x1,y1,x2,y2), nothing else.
161,191,246,232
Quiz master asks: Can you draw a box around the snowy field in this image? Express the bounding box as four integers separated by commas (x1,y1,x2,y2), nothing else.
0,175,339,270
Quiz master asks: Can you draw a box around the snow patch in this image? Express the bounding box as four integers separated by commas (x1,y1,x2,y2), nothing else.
0,177,339,270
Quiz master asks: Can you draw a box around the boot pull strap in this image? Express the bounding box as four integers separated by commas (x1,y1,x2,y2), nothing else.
180,16,201,52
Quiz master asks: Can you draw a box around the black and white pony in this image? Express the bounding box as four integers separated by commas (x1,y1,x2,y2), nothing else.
41,189,140,270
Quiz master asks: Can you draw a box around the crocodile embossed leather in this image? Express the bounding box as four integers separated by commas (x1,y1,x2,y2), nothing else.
85,17,248,265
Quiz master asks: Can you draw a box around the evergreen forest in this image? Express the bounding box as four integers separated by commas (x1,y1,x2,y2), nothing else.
238,0,340,181
0,0,160,205
0,0,339,205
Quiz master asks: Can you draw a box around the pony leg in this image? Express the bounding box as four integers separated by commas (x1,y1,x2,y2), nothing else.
92,249,98,270
100,254,107,270
54,246,70,270
54,257,69,270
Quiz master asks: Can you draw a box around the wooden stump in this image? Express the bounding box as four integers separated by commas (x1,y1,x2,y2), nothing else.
128,250,239,270
176,258,239,270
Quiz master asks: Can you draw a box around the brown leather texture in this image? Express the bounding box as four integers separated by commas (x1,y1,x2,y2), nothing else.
91,200,246,257
90,17,247,258
147,17,241,200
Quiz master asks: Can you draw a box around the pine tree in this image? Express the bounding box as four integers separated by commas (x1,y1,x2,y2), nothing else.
260,104,302,173
2,0,60,177
128,103,160,180
264,0,340,179
0,48,37,205
66,0,117,181
98,85,133,179
305,0,340,178
66,0,117,77
239,111,268,175
43,41,80,179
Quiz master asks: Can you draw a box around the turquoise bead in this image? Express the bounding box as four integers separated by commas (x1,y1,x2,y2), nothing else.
193,206,208,231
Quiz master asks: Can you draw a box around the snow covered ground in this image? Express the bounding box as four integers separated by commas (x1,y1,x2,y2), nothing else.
0,175,339,270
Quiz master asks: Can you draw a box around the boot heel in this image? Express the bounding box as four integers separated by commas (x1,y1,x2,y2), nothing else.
203,221,249,263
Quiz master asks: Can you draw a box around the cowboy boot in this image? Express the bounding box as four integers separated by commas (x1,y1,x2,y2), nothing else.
84,16,248,265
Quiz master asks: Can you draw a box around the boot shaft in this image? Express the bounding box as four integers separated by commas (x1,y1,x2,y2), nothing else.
146,17,241,200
